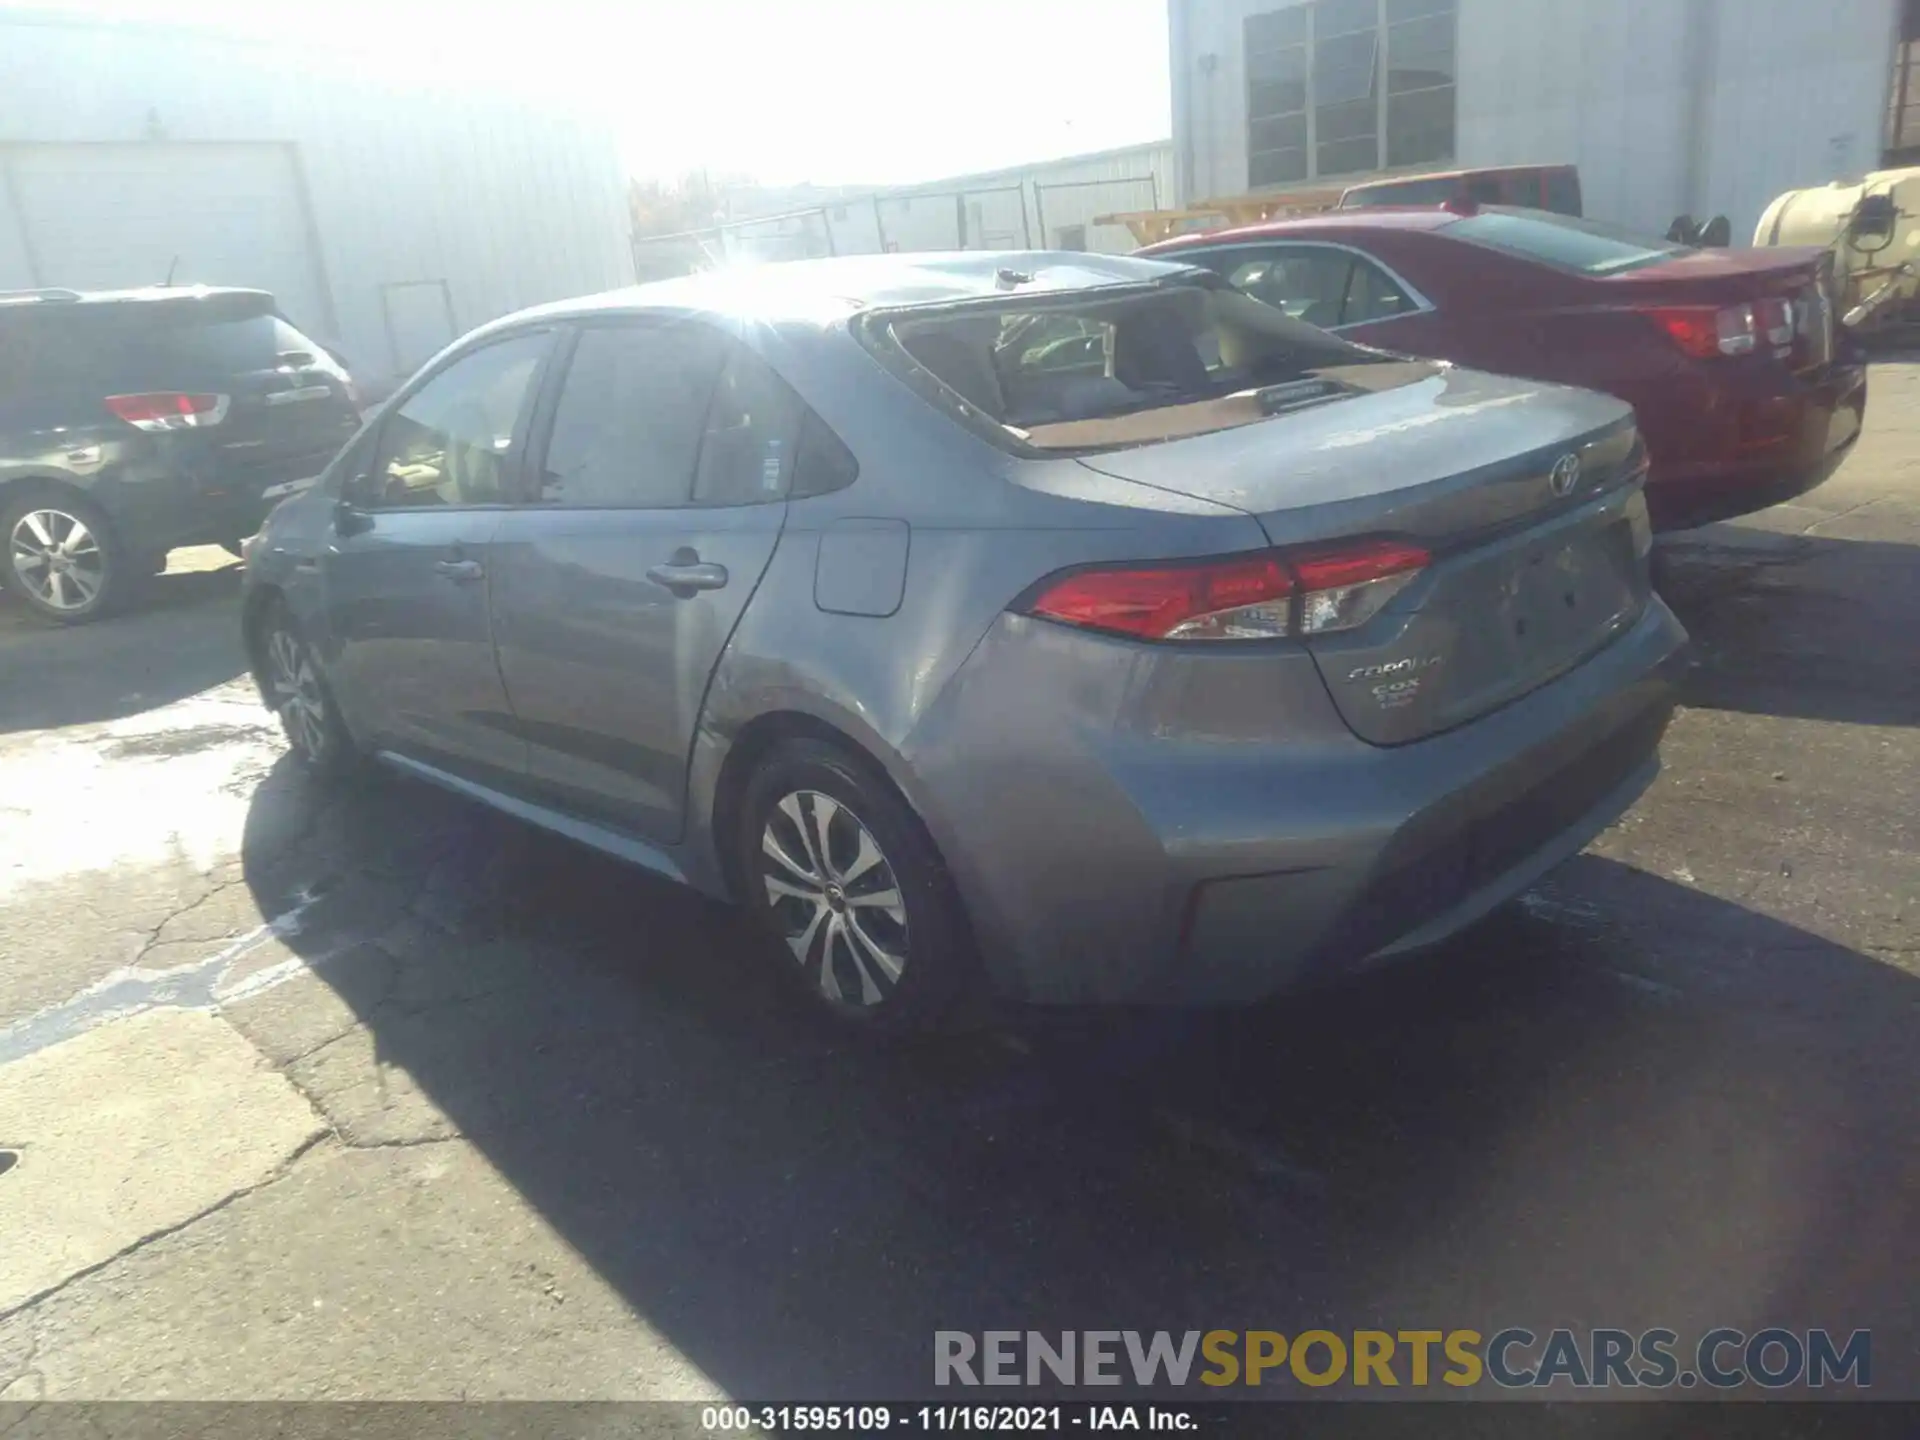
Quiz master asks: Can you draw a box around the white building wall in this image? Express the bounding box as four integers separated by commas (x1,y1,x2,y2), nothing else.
636,142,1175,272
1172,0,1898,238
0,12,634,383
1451,0,1694,233
1699,1,1897,240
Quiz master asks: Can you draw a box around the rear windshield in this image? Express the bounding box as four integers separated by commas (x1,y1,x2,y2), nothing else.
0,299,335,391
1340,176,1462,208
867,278,1436,454
1443,208,1686,275
133,312,326,373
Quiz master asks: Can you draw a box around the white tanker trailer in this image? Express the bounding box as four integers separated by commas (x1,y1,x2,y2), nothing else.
1756,168,1920,332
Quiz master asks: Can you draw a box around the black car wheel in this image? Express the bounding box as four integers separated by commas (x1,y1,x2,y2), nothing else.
737,739,975,1034
259,602,359,777
1,492,132,624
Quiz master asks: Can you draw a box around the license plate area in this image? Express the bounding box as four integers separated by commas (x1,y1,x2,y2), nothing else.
1505,526,1633,653
1426,517,1642,731
1305,492,1649,745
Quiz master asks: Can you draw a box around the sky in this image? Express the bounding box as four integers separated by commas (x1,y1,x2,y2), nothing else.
28,0,1174,188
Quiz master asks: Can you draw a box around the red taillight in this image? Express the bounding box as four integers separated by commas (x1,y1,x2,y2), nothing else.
1643,300,1794,359
1023,540,1429,642
104,392,230,431
1025,554,1295,640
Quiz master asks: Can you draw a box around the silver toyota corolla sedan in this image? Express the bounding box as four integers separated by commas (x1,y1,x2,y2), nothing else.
241,252,1690,1030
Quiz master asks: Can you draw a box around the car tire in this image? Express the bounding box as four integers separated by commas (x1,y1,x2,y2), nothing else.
258,600,361,779
1,490,133,625
737,739,975,1035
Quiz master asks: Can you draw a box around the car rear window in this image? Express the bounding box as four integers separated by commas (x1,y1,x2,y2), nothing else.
1341,176,1459,208
1443,208,1685,274
0,299,333,391
133,313,324,373
865,278,1436,454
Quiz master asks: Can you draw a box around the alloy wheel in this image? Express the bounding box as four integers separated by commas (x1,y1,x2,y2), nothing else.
265,625,329,762
9,508,106,613
759,790,910,1007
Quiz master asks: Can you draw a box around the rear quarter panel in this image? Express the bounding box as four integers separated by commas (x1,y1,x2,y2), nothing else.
681,323,1270,912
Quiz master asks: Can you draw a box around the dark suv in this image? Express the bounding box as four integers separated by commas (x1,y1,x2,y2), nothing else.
1,286,362,623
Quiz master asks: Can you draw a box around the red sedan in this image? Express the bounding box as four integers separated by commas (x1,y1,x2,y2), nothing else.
1141,206,1868,530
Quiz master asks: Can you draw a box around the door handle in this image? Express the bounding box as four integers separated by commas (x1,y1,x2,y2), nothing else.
645,560,729,594
434,558,485,583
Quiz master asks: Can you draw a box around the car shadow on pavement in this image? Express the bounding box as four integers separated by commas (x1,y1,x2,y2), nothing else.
241,759,1919,1401
0,564,246,734
1656,529,1920,728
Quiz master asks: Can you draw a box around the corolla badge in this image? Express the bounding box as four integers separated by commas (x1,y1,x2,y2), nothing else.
1349,654,1445,710
1348,655,1444,683
1549,451,1583,497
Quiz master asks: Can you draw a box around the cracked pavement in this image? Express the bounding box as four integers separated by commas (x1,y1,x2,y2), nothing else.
0,370,1917,1401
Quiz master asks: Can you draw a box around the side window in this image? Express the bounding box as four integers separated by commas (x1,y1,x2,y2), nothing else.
692,347,807,505
1544,171,1582,218
535,321,730,508
1223,248,1355,330
791,410,860,499
362,333,548,509
1343,258,1416,325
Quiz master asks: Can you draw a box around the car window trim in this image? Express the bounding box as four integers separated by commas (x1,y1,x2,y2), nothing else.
1180,241,1436,328
353,325,560,514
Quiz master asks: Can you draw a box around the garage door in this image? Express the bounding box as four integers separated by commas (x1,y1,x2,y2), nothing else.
0,142,332,336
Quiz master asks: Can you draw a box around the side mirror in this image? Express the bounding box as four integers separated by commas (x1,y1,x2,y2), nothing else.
335,491,374,537
1848,194,1897,254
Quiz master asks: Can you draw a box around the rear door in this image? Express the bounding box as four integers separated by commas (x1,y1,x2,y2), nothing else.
321,329,551,785
489,319,794,843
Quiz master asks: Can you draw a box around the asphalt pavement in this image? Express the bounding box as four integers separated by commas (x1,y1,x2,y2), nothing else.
0,371,1916,1403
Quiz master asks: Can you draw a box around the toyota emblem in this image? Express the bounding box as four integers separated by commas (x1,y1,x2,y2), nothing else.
1549,452,1582,497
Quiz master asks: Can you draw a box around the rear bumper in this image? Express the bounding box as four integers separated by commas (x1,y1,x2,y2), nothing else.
1644,362,1866,531
910,598,1691,1005
91,446,338,553
184,450,337,545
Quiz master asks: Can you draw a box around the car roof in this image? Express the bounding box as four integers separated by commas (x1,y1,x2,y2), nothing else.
1148,209,1462,254
504,251,1201,332
0,283,276,310
1344,163,1571,188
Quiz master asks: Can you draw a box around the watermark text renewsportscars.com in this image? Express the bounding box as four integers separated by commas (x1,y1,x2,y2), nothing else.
934,1328,1872,1391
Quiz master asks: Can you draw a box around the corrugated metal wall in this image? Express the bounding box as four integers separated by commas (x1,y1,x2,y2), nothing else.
0,13,634,384
1171,0,1898,237
844,143,1174,255
634,142,1175,272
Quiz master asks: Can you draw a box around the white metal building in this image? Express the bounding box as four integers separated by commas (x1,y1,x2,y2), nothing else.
1171,0,1903,239
0,9,634,386
635,141,1176,276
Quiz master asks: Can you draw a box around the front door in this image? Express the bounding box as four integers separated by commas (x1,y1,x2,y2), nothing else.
322,329,551,787
490,320,797,842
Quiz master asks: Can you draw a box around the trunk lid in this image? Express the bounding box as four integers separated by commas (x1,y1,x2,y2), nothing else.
1599,247,1836,371
106,294,361,494
1599,245,1825,298
1075,366,1652,744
